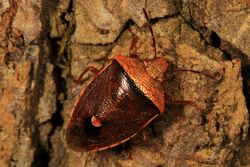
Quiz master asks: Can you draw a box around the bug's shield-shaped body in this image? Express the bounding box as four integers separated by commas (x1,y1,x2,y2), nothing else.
66,56,168,152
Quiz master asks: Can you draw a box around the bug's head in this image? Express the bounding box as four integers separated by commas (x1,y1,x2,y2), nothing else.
144,57,169,83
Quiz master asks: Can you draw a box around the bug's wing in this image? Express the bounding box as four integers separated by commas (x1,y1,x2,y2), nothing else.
66,60,160,152
88,100,160,152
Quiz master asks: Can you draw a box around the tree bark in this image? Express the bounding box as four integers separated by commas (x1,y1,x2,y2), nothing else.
0,0,249,167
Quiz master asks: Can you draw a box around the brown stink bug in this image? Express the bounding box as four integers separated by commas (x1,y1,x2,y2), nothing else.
66,9,206,152
66,53,167,152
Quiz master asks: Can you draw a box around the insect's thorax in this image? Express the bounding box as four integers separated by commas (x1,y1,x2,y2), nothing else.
84,60,160,121
111,56,167,113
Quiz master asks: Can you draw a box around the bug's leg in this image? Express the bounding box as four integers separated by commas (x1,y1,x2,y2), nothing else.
139,123,157,143
143,8,157,58
165,93,205,111
128,28,139,58
69,66,99,85
138,129,148,143
166,99,205,112
142,129,148,142
176,69,221,80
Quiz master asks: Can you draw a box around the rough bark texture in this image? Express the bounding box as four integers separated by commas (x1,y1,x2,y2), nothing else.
0,0,249,167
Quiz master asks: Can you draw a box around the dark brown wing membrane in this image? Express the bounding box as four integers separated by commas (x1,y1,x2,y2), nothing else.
66,60,160,152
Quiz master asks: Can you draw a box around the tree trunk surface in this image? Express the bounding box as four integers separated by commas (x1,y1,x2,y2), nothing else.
0,0,249,167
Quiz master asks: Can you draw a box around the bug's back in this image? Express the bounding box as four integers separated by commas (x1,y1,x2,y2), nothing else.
66,60,160,152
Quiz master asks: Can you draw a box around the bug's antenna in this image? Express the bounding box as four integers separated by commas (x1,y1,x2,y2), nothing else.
143,8,157,59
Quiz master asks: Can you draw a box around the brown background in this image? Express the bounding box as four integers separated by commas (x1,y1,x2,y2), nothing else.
0,0,249,166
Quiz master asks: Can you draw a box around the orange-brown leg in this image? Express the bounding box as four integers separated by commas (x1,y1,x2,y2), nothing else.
128,28,139,58
141,129,148,142
140,123,157,142
176,69,219,80
165,93,205,111
128,9,157,59
68,66,99,84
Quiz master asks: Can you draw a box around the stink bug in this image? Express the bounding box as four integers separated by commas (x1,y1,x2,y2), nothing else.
66,54,168,152
66,9,204,152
